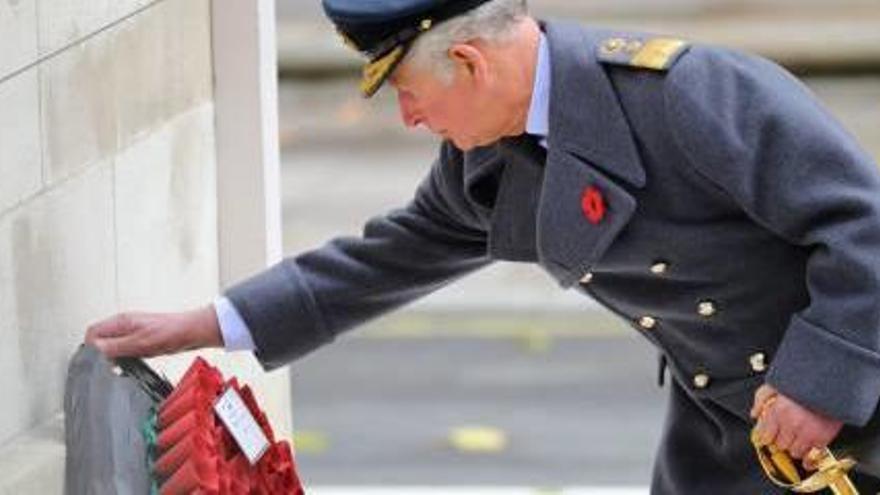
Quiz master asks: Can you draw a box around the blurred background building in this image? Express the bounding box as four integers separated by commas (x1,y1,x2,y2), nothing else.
0,0,878,493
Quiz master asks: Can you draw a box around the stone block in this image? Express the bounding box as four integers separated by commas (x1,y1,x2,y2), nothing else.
0,416,64,495
0,69,42,215
0,163,116,445
114,103,218,310
39,36,118,185
0,0,37,79
113,0,213,149
37,0,152,56
40,0,214,187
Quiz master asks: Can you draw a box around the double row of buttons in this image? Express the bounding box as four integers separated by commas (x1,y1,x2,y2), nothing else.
580,261,769,390
581,261,717,326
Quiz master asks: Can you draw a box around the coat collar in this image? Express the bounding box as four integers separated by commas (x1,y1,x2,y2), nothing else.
546,21,646,189
459,22,646,283
536,22,645,286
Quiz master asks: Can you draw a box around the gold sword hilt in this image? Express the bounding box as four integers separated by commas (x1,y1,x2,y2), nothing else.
751,428,860,494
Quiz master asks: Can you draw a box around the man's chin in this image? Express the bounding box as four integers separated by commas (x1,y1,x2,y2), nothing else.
444,136,472,151
447,136,493,152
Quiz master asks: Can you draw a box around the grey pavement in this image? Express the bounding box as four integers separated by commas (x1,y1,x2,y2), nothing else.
289,334,666,486
279,69,880,486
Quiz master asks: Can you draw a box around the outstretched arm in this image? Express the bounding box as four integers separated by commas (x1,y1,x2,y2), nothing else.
86,144,492,367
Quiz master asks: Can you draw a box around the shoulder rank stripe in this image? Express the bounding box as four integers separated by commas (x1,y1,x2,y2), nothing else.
597,36,690,71
632,38,689,70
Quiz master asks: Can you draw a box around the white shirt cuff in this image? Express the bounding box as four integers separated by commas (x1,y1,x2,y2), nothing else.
214,296,256,352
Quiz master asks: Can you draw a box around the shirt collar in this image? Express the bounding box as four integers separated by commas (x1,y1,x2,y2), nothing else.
525,32,551,147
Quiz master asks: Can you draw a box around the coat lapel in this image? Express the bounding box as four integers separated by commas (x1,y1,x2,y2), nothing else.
488,136,546,262
459,137,546,263
537,22,647,286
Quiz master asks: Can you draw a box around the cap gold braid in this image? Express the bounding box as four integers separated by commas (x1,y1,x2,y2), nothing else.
360,45,406,97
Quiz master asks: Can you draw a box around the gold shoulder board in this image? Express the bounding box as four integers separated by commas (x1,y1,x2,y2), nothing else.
596,36,691,71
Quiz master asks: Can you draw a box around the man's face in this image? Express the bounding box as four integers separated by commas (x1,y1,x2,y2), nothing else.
389,50,508,151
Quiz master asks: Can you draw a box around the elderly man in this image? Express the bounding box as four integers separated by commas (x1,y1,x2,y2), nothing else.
87,0,880,492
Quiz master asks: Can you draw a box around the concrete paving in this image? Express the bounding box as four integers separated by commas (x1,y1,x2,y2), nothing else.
309,487,647,494
290,335,665,486
309,486,648,495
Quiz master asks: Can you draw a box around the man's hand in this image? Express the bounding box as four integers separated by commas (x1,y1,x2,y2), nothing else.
85,305,224,358
750,384,844,468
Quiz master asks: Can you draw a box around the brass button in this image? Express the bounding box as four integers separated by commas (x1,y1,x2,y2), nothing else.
650,262,669,275
601,38,626,54
693,373,711,389
750,353,768,373
698,300,717,317
580,272,594,285
638,316,658,330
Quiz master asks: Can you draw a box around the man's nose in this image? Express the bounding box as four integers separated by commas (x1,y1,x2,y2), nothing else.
398,95,421,129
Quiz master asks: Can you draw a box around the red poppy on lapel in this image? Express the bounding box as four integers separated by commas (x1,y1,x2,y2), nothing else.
581,186,606,224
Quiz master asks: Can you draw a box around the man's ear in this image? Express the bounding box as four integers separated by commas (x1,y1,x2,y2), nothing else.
448,43,489,86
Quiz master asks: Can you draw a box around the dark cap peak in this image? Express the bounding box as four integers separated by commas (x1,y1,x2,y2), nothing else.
323,0,493,97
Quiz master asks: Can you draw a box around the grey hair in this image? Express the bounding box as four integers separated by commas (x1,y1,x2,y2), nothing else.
404,0,529,83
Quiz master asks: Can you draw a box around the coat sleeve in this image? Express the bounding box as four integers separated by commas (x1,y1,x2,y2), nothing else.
224,144,491,370
664,47,880,426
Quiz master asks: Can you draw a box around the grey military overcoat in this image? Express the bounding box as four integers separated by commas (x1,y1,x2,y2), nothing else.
227,21,880,493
